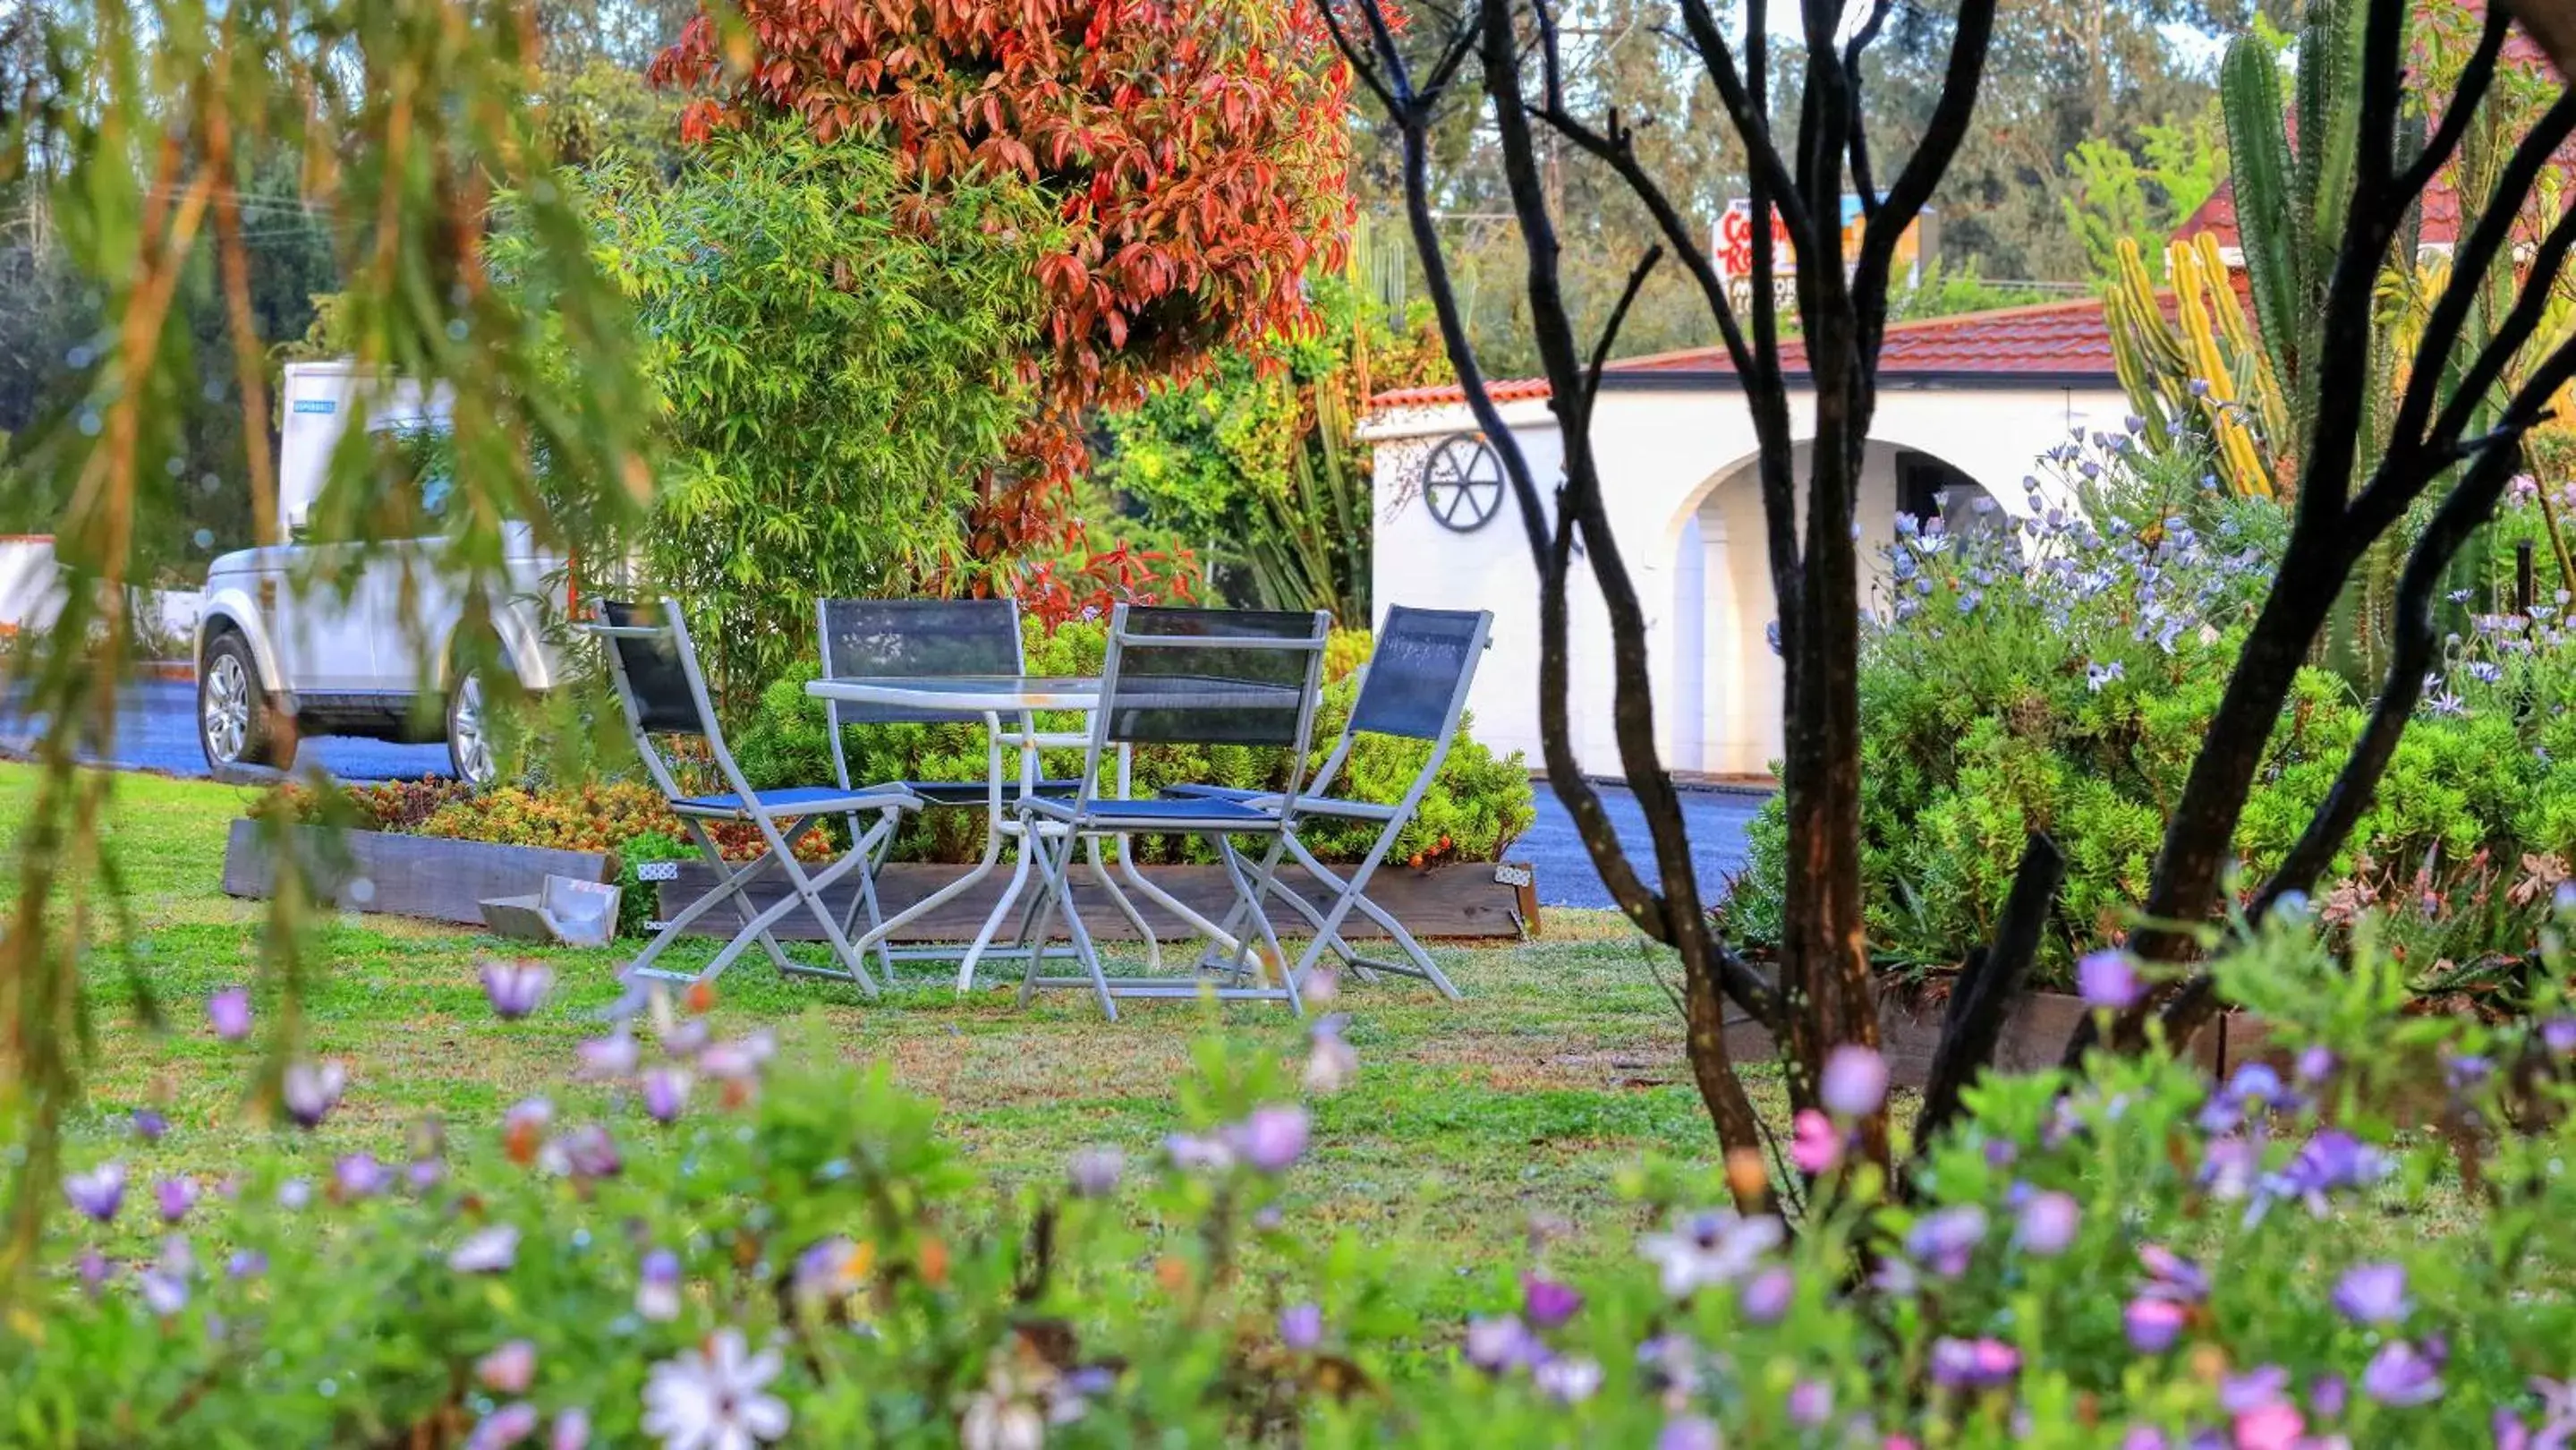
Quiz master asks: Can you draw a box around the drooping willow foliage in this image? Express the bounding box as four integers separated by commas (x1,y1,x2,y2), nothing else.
0,0,657,1297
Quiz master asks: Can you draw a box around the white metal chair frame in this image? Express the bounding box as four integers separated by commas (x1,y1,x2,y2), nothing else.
590,599,916,997
1012,605,1332,1019
1175,606,1495,999
813,598,1163,990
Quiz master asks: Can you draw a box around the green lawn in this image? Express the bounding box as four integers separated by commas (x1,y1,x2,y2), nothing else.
1,761,1784,1316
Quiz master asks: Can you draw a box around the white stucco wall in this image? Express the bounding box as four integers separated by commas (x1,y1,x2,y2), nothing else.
1365,381,2131,776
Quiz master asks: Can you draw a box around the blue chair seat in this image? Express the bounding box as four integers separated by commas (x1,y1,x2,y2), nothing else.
1022,794,1280,831
1157,783,1266,804
672,785,917,822
905,778,1084,807
1161,783,1397,821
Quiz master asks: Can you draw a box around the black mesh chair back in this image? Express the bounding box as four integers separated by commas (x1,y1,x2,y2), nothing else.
818,599,1024,725
1100,607,1329,747
1350,606,1487,741
599,600,705,736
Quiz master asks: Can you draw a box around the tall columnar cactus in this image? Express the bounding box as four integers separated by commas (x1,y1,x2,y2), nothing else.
2104,234,2284,497
2217,0,2369,499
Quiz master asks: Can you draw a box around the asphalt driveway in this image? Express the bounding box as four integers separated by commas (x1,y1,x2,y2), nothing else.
2,678,1763,909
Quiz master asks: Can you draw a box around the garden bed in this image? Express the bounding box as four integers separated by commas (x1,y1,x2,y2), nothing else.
218,818,616,925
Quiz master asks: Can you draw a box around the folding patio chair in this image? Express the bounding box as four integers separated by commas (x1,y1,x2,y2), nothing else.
1012,605,1332,1020
814,598,1154,985
590,599,918,996
1160,605,1494,1000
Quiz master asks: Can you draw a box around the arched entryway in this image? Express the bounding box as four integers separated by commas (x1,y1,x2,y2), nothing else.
1670,440,2001,775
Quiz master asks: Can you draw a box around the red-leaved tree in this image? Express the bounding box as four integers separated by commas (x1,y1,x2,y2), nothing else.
650,0,1355,567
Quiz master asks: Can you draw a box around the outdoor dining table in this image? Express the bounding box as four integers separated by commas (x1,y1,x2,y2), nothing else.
801,673,1243,989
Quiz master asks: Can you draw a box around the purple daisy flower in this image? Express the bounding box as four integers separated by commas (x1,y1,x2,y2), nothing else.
642,1068,690,1125
1928,1336,2019,1391
448,1224,521,1275
1787,1378,1833,1427
1224,1106,1310,1174
2077,950,2142,1010
334,1152,390,1200
1463,1315,1537,1374
2331,1262,2410,1326
130,1108,169,1142
2014,1190,2079,1257
1738,1265,1795,1325
2125,1297,2189,1352
153,1175,199,1225
2361,1340,2444,1407
280,1060,346,1129
207,987,252,1041
1067,1146,1124,1198
63,1162,125,1223
480,960,553,1020
1521,1274,1582,1329
574,1029,639,1079
1907,1206,1989,1277
1819,1045,1888,1117
635,1248,682,1322
1279,1302,1322,1351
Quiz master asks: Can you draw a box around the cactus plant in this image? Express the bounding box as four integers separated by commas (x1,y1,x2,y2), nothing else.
2104,234,2284,497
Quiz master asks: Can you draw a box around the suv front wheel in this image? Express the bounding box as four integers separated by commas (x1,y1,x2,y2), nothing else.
200,632,294,776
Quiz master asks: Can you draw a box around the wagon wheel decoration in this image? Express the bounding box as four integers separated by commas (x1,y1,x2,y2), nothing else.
1420,433,1505,533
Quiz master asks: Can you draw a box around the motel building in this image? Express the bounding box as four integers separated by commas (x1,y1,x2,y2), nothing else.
1361,147,2506,782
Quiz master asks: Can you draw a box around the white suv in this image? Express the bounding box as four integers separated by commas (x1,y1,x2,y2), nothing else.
193,361,566,784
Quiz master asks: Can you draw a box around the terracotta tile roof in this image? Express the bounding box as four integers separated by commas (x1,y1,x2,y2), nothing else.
1370,376,1553,408
1365,298,2121,412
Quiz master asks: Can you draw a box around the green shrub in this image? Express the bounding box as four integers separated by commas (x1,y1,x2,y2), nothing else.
730,618,1536,866
1718,434,2576,986
584,120,1058,699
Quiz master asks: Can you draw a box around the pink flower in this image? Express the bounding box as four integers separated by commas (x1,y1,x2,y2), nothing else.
1790,1109,1841,1173
477,1339,538,1395
2232,1403,2304,1450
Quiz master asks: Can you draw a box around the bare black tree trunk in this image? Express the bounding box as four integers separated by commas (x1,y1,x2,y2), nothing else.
2078,2,2576,1057
1322,0,2012,1198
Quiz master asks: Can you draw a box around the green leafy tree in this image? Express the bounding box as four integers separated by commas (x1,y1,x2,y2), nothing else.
1099,234,1449,617
2062,105,2230,280
1869,0,2270,281
580,122,1058,695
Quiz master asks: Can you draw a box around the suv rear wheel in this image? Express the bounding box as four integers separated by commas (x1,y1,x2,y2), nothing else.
446,669,498,787
200,632,294,775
